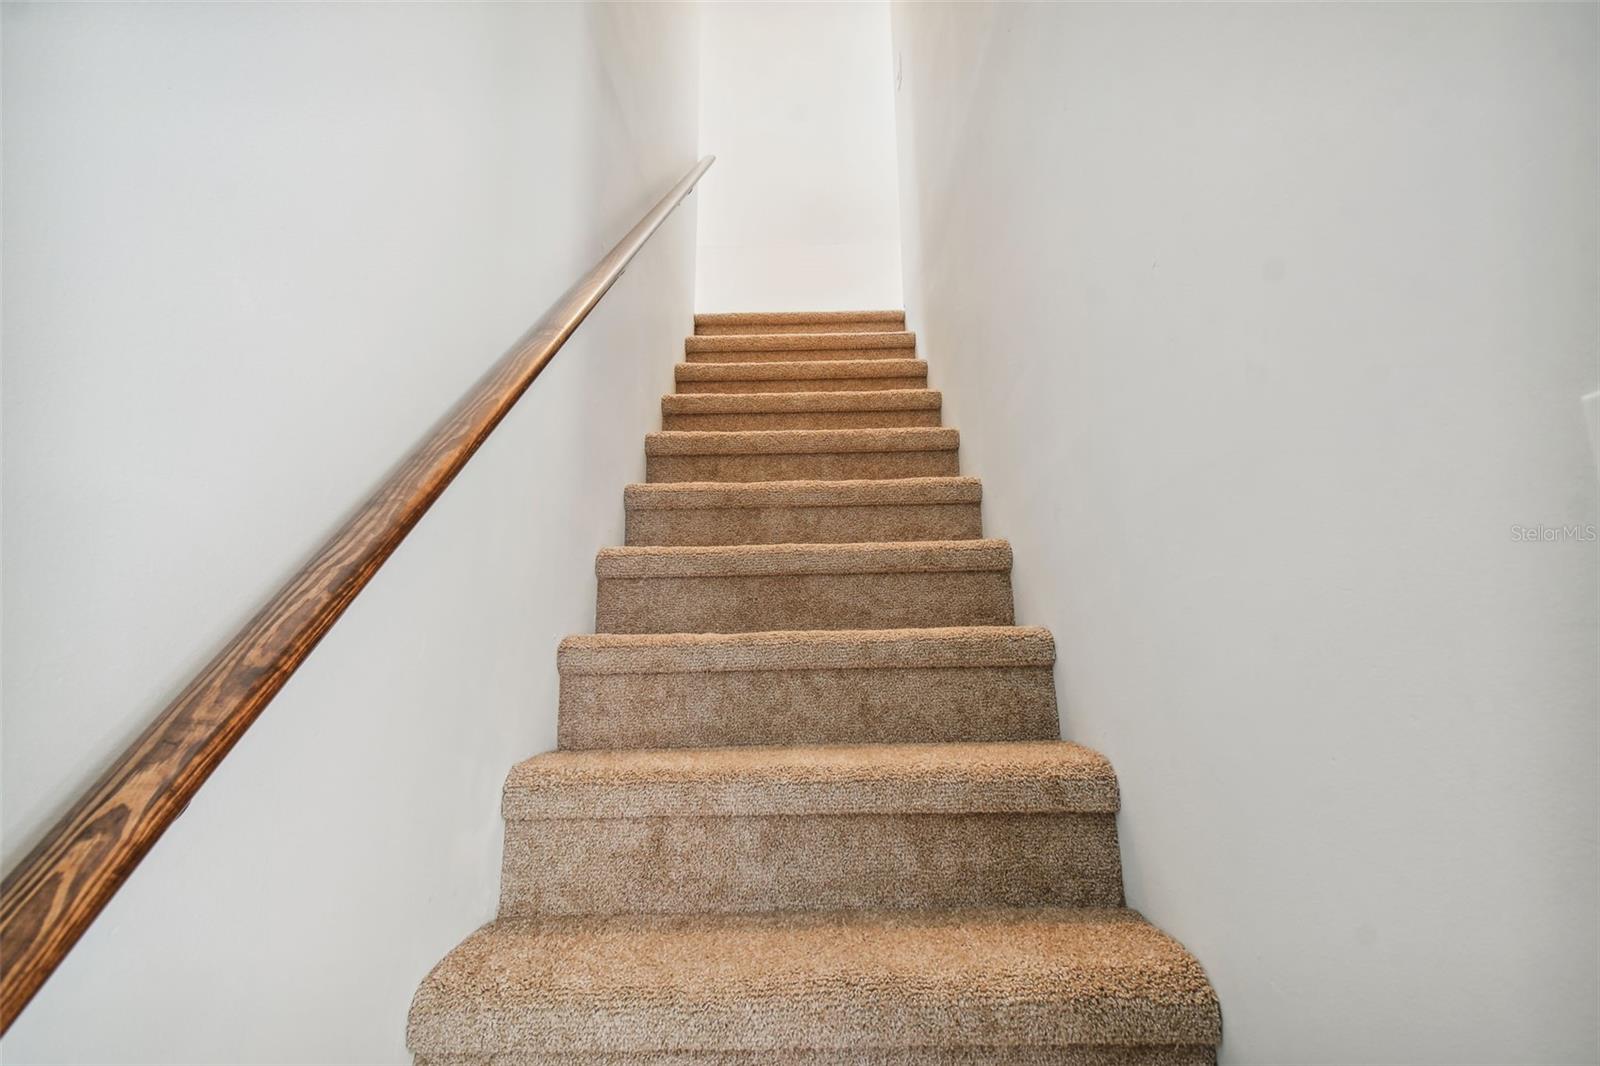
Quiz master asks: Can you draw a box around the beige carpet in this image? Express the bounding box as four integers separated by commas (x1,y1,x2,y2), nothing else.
692,309,907,335
645,427,960,483
556,626,1059,750
594,539,1015,634
675,357,930,394
407,311,1222,1063
684,330,918,363
622,476,981,545
661,390,944,431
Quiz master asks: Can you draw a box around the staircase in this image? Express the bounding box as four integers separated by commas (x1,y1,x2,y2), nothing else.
406,310,1222,1064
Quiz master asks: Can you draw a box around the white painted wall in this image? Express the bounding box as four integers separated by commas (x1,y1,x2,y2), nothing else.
696,0,901,312
892,3,1598,1063
0,2,698,1061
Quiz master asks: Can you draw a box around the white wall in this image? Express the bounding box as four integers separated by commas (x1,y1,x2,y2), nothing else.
696,0,901,312
0,2,698,1061
892,4,1598,1063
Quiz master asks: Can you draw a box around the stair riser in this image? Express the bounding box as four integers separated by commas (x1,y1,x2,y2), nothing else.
595,572,1014,634
662,390,941,427
677,376,925,395
625,502,982,546
416,1047,1216,1065
558,665,1058,749
684,348,915,364
696,321,905,336
663,409,942,431
500,813,1122,915
409,905,1223,1060
646,451,958,483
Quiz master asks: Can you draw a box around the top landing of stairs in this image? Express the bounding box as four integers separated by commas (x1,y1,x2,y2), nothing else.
695,309,906,336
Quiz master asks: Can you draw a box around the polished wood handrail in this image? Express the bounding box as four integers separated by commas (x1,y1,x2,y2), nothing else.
0,155,715,1033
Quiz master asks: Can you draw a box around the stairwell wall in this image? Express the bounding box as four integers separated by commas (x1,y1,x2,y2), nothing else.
695,0,902,312
890,3,1599,1063
0,3,698,1061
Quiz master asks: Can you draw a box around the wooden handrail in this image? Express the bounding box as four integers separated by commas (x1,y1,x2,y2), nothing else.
0,155,715,1033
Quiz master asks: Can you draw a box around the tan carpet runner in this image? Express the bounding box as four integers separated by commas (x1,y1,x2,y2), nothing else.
407,310,1222,1063
644,427,960,483
684,331,918,363
623,476,982,545
661,390,944,431
556,626,1059,750
594,540,1014,634
692,309,908,335
675,358,930,394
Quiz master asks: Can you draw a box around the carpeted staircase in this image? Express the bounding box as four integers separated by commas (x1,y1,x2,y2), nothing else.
406,310,1222,1064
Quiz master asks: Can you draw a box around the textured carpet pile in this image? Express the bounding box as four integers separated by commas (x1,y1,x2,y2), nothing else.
407,310,1222,1063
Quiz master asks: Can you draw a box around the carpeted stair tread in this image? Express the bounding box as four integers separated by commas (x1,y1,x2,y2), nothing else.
663,389,940,416
498,739,1123,915
558,624,1053,674
687,330,915,352
648,427,958,456
623,477,982,546
415,1049,1215,1066
498,739,1123,914
503,739,1116,818
555,626,1060,749
593,539,1011,633
405,906,1222,1058
695,309,906,335
595,538,1010,578
697,309,907,328
661,389,941,430
625,476,979,511
684,332,916,363
675,359,928,394
646,427,959,484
